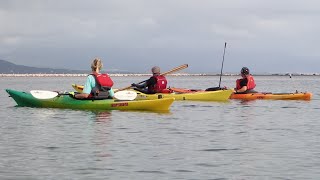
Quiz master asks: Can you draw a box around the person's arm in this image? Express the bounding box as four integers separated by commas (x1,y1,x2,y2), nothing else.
131,78,152,88
234,78,248,93
108,88,115,98
75,76,92,99
147,77,157,86
134,82,147,88
235,86,248,93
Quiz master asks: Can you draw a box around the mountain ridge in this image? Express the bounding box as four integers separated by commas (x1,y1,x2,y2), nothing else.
0,59,133,74
1,59,318,76
0,59,88,74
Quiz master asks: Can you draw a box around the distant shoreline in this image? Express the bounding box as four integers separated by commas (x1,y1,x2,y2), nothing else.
1,73,319,77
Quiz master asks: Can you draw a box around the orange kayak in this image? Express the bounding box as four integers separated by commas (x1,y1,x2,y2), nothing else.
169,87,312,100
230,92,312,100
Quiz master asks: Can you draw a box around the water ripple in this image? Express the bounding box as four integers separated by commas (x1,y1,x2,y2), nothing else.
135,170,166,174
195,163,221,167
42,146,60,150
173,169,194,173
281,106,299,109
200,148,240,152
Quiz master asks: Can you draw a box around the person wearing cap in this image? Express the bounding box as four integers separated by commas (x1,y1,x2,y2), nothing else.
234,67,256,93
131,66,168,94
74,58,115,99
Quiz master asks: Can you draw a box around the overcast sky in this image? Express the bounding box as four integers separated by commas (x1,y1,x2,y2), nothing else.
0,0,319,73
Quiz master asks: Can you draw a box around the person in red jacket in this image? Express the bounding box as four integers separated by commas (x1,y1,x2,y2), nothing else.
131,66,168,94
234,67,257,94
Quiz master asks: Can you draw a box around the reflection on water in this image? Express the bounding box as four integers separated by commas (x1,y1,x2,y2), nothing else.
90,110,112,123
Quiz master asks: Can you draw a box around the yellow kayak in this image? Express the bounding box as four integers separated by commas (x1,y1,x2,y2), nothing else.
72,84,232,101
134,89,232,101
72,84,85,93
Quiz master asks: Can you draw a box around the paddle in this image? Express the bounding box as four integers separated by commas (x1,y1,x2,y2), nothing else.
30,90,60,99
113,90,137,100
206,42,227,91
30,90,137,101
115,64,189,92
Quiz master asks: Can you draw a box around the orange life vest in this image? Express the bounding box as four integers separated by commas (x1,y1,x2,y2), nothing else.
236,75,256,90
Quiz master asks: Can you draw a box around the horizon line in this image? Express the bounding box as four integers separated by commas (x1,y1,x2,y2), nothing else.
1,73,319,77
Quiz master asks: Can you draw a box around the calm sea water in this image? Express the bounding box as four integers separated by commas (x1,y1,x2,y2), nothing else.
1,76,320,180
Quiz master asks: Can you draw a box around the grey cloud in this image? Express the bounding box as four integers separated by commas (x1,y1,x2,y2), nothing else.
0,0,319,73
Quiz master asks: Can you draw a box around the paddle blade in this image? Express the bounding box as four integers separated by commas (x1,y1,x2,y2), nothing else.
114,90,137,101
30,90,59,99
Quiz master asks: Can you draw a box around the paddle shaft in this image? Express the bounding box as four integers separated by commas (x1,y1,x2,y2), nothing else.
218,42,227,88
115,64,188,92
136,64,189,85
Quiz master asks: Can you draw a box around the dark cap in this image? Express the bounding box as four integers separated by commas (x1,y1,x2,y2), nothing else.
241,67,250,75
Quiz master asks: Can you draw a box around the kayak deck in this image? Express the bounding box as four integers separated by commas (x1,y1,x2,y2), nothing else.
6,89,174,111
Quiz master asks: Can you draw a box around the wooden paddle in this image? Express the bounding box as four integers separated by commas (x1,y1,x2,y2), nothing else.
30,90,137,101
115,64,189,92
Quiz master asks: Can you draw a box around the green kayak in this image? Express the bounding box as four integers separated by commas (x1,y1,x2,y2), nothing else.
6,89,174,111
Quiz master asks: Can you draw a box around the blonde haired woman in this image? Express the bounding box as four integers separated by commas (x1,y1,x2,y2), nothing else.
75,58,115,99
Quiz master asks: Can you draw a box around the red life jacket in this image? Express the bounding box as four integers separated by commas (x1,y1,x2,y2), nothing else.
89,73,114,99
236,75,256,90
148,75,167,93
91,73,114,88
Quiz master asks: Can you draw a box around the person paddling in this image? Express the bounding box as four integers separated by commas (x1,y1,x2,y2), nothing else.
74,58,115,99
234,67,257,94
131,66,169,94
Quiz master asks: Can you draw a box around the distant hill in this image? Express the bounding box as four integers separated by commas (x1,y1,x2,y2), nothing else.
0,59,134,74
2,59,317,76
0,59,88,74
